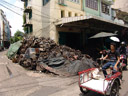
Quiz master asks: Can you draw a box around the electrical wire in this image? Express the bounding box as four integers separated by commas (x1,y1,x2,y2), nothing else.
0,3,22,16
0,3,51,23
0,0,24,10
0,0,56,20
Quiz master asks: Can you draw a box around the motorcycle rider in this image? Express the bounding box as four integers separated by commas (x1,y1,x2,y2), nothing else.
100,42,120,78
117,41,126,55
117,41,127,66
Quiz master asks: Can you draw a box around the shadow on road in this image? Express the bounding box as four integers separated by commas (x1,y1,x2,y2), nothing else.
79,91,103,96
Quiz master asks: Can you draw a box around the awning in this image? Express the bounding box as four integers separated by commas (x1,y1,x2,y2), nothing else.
89,32,117,39
55,15,128,28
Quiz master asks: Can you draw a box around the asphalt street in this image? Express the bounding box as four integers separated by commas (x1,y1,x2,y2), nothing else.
0,51,128,96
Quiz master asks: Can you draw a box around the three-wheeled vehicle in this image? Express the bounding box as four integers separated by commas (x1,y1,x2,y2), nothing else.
78,68,121,96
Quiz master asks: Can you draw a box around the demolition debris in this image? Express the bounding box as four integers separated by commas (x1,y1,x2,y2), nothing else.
8,36,95,76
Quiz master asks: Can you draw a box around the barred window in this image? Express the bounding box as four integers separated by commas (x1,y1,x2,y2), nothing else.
102,3,110,14
70,0,79,4
86,0,98,10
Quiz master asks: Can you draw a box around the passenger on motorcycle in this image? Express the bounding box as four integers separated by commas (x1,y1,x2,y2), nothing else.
100,42,120,78
117,41,126,55
117,41,127,66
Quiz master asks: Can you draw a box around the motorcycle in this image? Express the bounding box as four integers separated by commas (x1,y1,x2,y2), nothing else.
120,54,127,70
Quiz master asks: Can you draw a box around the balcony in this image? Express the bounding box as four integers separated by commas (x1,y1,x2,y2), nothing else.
102,0,114,4
24,6,32,13
23,22,32,27
21,0,26,2
58,0,67,6
23,17,32,27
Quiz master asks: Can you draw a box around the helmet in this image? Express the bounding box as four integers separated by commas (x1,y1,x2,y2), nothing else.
121,41,126,45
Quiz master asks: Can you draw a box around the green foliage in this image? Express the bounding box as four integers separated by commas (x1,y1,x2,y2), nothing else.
11,30,24,44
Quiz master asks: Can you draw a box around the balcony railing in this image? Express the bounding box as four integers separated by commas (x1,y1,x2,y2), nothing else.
58,0,67,6
24,5,32,13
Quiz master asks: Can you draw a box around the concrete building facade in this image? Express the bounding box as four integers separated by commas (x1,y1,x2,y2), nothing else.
21,0,128,58
0,9,11,48
22,0,85,42
22,0,119,42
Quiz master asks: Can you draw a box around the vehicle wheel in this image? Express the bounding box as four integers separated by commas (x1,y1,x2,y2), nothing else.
80,87,89,94
109,81,119,96
119,67,123,80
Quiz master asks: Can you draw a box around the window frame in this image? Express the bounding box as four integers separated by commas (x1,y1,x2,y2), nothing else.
86,0,98,11
101,2,110,15
43,0,50,6
61,10,65,18
29,10,32,19
69,0,80,4
68,12,72,17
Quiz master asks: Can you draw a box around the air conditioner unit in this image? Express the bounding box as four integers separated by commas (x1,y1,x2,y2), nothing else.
58,0,66,6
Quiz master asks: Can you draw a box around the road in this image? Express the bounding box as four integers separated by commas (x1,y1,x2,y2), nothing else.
0,50,128,96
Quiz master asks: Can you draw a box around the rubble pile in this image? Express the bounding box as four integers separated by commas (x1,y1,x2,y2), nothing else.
12,36,95,76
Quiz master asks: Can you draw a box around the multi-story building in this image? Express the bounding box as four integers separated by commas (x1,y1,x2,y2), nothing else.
22,0,85,39
0,9,11,48
22,0,128,56
112,0,128,42
83,0,115,20
112,0,128,24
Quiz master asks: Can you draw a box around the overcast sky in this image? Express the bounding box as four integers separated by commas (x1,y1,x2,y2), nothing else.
0,0,24,36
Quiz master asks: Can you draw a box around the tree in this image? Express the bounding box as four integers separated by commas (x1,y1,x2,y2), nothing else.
11,30,24,44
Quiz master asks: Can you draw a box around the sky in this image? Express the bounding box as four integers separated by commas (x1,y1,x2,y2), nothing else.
0,0,24,36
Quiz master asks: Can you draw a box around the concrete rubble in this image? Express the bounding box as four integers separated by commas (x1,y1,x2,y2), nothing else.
10,36,95,76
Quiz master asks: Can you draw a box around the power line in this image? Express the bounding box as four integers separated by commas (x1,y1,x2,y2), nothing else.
0,0,56,20
0,2,54,34
0,0,24,10
0,3,22,16
0,3,50,23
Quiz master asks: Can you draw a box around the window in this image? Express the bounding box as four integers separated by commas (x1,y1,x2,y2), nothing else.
30,25,33,33
61,10,65,18
86,0,98,10
58,0,66,5
70,0,79,4
29,11,32,19
102,3,110,14
68,12,72,17
25,0,28,7
43,0,50,6
75,13,78,16
27,25,33,33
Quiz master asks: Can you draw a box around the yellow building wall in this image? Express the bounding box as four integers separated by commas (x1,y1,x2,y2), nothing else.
25,0,85,43
48,0,85,43
54,0,85,19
